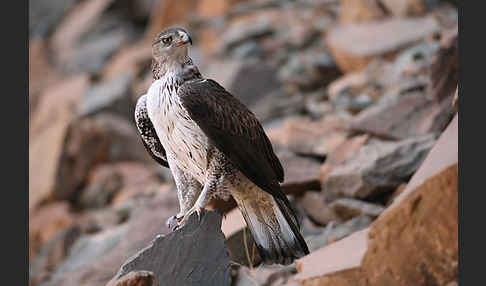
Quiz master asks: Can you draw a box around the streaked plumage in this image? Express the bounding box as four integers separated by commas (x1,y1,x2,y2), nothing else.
134,27,309,264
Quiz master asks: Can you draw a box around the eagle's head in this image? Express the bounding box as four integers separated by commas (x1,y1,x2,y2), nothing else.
152,27,192,64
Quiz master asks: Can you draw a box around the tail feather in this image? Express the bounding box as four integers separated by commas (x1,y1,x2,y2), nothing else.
235,192,309,265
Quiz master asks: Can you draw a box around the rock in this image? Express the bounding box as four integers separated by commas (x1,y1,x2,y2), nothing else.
80,72,135,119
294,115,458,285
320,134,370,181
268,117,349,158
305,216,373,252
29,202,76,261
250,90,306,124
278,151,322,195
54,114,150,201
42,190,180,286
296,192,340,226
330,198,385,220
351,90,456,140
231,41,262,59
231,263,299,286
29,0,77,38
29,75,89,213
327,16,439,73
30,226,82,285
196,0,248,18
78,165,123,209
322,135,436,199
278,50,342,92
338,0,386,24
102,41,152,80
107,271,159,286
109,210,231,286
429,26,459,102
380,0,427,17
221,17,274,52
145,0,198,41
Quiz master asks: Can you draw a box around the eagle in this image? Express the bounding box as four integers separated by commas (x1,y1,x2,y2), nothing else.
134,27,309,265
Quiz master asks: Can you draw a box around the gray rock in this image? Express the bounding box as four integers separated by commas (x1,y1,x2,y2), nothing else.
231,42,262,59
305,215,373,252
323,135,436,199
330,198,385,220
111,210,231,286
222,18,274,52
80,72,135,120
29,0,78,38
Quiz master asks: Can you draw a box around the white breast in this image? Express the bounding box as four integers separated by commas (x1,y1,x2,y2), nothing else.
146,75,209,184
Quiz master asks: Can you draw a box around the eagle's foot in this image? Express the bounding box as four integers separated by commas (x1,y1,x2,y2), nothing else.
180,206,204,224
166,212,184,231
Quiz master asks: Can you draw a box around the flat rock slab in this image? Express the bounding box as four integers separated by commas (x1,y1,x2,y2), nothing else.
110,210,231,286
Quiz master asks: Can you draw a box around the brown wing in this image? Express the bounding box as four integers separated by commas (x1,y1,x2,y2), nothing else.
178,79,284,197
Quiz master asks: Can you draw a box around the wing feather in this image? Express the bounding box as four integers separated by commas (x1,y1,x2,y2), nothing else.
178,79,285,197
134,94,169,168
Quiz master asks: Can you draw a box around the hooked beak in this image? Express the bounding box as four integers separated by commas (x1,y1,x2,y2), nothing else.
176,33,192,46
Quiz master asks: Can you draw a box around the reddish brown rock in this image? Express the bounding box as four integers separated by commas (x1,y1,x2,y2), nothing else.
380,0,427,17
29,202,76,260
29,75,89,213
297,191,340,226
145,0,198,41
268,117,349,158
106,271,159,286
327,16,439,73
102,42,152,81
278,151,322,195
330,198,385,221
295,115,458,285
338,0,386,24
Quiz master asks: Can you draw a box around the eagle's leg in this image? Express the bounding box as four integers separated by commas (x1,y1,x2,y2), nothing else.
166,159,203,230
179,181,213,223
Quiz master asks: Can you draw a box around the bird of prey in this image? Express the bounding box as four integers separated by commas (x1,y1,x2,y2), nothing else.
135,27,309,265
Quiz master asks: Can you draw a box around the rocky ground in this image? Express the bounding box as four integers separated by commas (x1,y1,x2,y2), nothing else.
29,0,458,285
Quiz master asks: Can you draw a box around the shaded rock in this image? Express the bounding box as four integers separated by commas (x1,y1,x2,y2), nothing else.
231,41,262,59
29,75,89,212
294,115,458,286
29,202,76,260
278,50,342,92
29,0,78,38
42,190,180,286
80,72,135,119
30,226,82,285
351,90,455,140
380,0,427,17
250,90,306,124
327,16,439,73
102,41,152,80
268,117,349,158
305,216,373,252
338,0,386,24
232,263,299,286
54,114,150,201
278,151,322,195
107,271,158,286
78,165,124,209
330,198,385,220
297,192,340,226
221,17,274,52
323,135,436,199
110,210,231,286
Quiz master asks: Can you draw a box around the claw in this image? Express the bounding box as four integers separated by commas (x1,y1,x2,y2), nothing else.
166,212,184,231
180,206,205,224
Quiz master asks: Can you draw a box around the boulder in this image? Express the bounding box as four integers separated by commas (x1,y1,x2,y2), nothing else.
295,115,458,285
29,75,89,212
327,16,439,73
107,271,159,286
338,0,386,24
29,0,78,38
108,210,231,286
322,135,436,199
329,198,385,221
278,151,322,195
297,191,340,226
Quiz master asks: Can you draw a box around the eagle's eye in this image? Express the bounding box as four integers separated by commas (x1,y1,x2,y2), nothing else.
162,36,172,45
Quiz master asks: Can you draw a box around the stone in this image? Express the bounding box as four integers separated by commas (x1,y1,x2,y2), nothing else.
327,16,439,73
330,198,385,220
380,0,427,17
30,226,82,285
296,192,340,226
29,202,76,261
294,115,458,285
322,135,436,199
231,263,299,286
338,0,386,24
278,151,322,195
351,91,456,140
80,72,135,119
268,117,349,158
278,50,342,92
221,17,274,52
107,271,159,286
250,90,306,124
29,75,89,213
109,210,231,286
145,0,198,41
305,216,373,252
41,190,180,286
102,41,152,80
54,114,151,201
29,0,78,38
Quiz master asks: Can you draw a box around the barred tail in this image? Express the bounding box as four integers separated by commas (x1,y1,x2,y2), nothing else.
234,189,309,265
